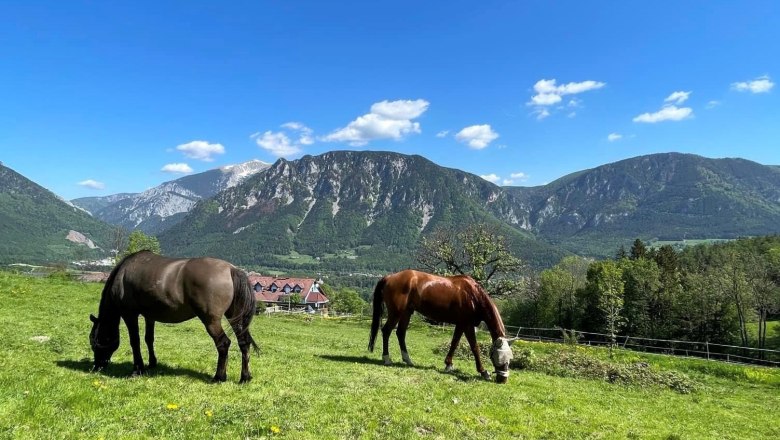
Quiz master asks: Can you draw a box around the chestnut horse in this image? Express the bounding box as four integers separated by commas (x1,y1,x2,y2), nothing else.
368,270,516,383
89,250,259,383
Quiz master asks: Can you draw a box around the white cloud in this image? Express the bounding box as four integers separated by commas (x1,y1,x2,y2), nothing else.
505,172,529,185
281,121,314,145
510,172,528,180
633,105,693,123
161,163,193,174
531,93,562,106
607,133,623,142
527,78,605,120
78,179,105,190
534,108,551,120
706,100,721,109
322,99,429,146
370,99,429,119
529,79,605,107
251,131,302,157
176,140,225,162
664,91,691,104
436,130,449,138
455,124,499,149
731,75,774,93
480,173,500,183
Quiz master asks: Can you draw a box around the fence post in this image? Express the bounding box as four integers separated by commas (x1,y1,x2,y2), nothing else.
705,341,710,361
623,335,629,348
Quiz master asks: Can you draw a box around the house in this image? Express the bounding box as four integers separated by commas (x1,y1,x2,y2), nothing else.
248,273,329,311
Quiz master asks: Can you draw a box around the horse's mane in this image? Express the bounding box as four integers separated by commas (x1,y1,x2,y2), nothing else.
99,251,149,307
471,280,506,338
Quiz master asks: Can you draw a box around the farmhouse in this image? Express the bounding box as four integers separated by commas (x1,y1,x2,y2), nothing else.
248,273,329,311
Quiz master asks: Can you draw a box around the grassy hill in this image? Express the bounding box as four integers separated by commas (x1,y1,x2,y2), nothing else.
1,272,779,439
0,164,114,264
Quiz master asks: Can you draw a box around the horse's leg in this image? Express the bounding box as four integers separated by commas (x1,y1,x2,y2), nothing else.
144,317,157,369
444,325,465,372
202,318,231,383
396,311,414,366
228,319,253,384
381,311,400,365
123,314,145,376
465,326,491,380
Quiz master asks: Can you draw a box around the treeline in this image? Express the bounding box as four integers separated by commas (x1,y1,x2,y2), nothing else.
505,236,780,349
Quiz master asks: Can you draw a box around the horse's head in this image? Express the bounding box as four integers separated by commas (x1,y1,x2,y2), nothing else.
489,337,517,384
89,314,119,371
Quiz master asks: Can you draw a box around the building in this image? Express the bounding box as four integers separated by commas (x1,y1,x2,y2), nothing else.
248,273,329,311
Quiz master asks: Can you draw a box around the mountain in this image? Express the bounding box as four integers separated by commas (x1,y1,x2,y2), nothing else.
0,163,115,264
72,160,270,234
505,152,780,256
159,151,564,269
71,193,137,215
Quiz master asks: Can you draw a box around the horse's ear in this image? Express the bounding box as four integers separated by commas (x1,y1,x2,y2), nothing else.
90,314,98,323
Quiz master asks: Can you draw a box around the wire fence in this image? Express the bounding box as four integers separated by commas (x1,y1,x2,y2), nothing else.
258,307,780,367
503,325,780,367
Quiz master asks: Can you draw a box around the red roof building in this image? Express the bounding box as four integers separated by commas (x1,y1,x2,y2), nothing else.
248,273,329,310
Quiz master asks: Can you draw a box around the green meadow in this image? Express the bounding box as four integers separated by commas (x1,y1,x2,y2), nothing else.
0,271,778,439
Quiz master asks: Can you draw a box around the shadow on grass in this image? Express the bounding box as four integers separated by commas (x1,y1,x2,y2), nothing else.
316,354,485,382
55,359,213,382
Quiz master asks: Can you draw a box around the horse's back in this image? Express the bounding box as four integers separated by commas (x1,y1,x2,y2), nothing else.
116,252,235,323
383,270,472,324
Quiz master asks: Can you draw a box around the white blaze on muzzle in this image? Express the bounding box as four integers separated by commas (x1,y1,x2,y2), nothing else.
491,337,514,378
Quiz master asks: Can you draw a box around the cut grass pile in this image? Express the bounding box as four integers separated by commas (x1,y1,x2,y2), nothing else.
0,271,778,439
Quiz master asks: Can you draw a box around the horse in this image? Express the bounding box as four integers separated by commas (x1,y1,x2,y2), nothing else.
88,250,259,383
368,269,516,383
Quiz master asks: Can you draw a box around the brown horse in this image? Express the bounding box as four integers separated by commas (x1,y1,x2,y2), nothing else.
368,269,516,383
89,250,259,383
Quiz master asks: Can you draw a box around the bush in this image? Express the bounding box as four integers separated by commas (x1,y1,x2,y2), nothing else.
535,349,698,394
511,346,536,369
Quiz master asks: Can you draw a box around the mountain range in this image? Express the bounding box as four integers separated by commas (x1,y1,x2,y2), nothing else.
3,152,780,269
72,160,269,234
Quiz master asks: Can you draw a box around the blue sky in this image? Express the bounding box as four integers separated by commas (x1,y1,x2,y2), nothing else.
2,1,779,200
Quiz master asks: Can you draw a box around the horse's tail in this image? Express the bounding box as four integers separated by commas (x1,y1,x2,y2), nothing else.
230,267,260,354
368,277,387,352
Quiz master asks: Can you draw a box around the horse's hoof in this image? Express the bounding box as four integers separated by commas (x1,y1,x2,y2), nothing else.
211,375,227,383
444,364,454,372
480,371,492,381
130,369,144,377
147,360,158,369
239,375,252,384
383,355,392,366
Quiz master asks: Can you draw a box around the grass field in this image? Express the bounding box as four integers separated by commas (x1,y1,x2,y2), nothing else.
1,272,779,439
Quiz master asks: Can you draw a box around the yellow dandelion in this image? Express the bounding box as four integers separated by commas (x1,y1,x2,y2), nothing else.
166,403,179,410
92,380,101,387
270,425,281,434
205,410,213,417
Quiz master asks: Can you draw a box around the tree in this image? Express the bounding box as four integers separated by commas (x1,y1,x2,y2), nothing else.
327,287,367,315
630,238,648,261
416,223,525,296
587,260,625,357
109,226,129,259
118,230,161,262
744,252,779,351
620,257,660,337
713,249,752,347
537,256,589,328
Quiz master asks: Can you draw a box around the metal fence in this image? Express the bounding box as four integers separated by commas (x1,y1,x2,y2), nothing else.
503,325,780,367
